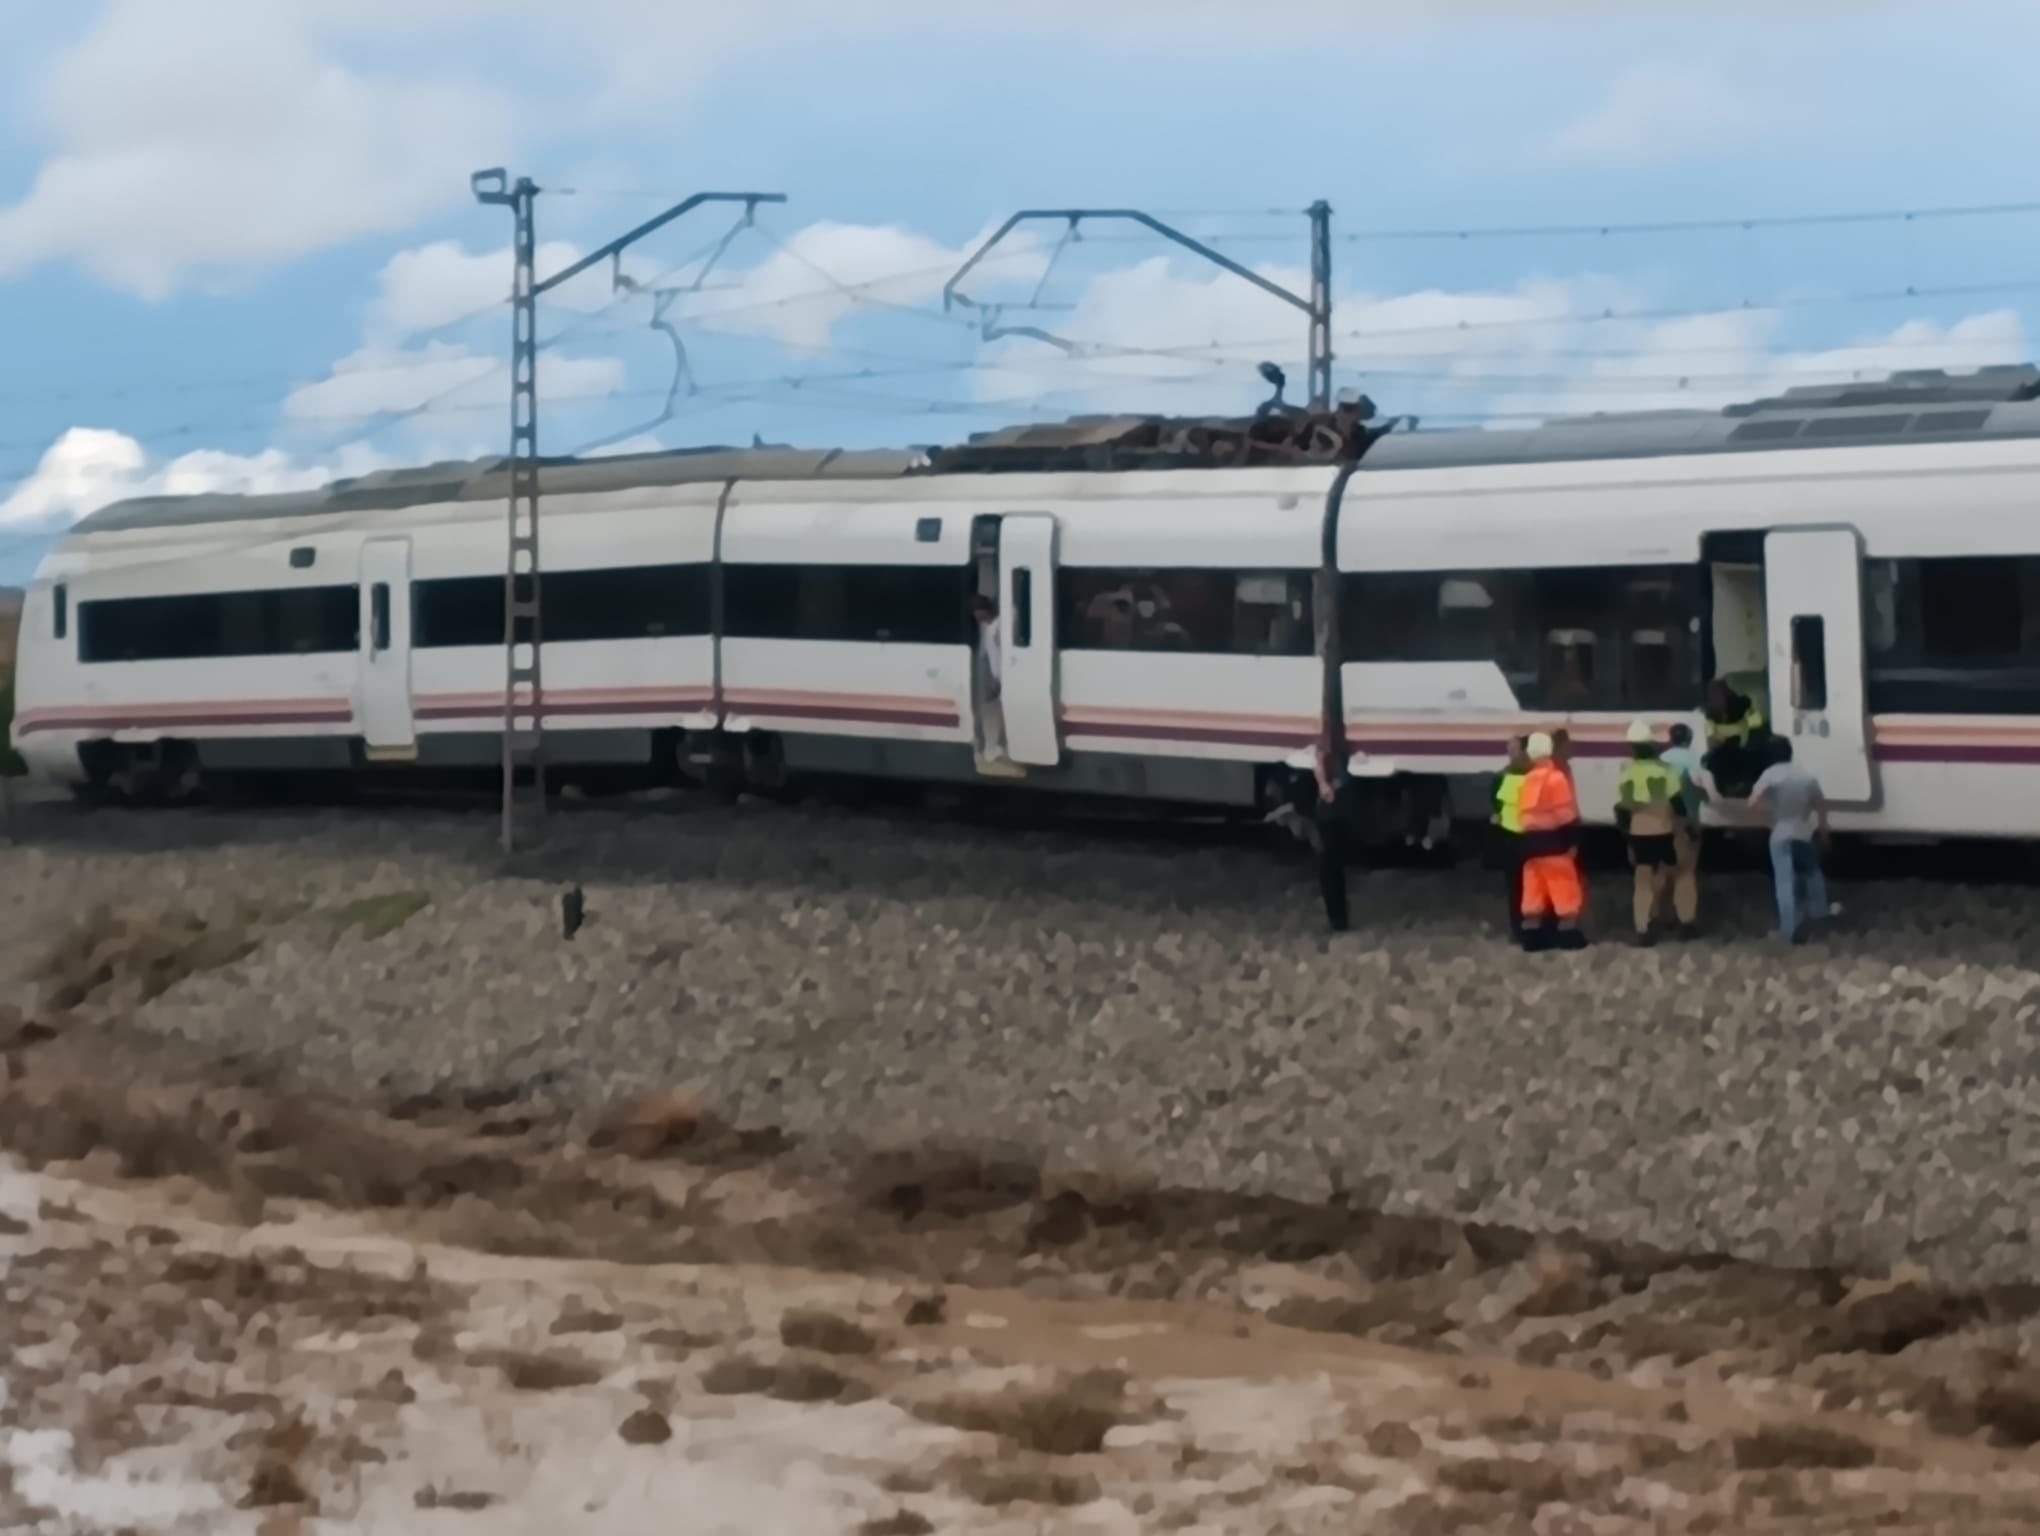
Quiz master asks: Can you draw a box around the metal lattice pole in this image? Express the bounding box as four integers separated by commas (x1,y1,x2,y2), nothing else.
470,173,786,854
1306,200,1334,412
473,171,545,854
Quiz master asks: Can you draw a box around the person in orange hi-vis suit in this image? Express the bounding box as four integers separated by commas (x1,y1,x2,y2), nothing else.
1517,731,1589,952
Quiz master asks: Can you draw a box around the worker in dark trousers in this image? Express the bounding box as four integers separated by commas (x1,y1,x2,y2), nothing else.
1312,739,1350,933
1490,736,1530,941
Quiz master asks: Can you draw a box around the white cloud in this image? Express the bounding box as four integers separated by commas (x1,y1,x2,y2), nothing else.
0,0,511,297
282,342,627,427
0,4,1212,296
1542,63,1776,165
367,239,615,340
0,1,1910,297
686,221,1045,353
1490,309,2029,422
968,258,1634,416
0,428,389,532
971,256,1307,411
943,246,2029,428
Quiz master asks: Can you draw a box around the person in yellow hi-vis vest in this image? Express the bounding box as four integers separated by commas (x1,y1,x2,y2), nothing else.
1489,736,1530,941
1615,720,1682,945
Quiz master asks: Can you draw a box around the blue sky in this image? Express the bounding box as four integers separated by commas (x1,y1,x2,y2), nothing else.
3,0,2039,580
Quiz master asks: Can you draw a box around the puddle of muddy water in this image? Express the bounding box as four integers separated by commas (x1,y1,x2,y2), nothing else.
5,1041,2040,1534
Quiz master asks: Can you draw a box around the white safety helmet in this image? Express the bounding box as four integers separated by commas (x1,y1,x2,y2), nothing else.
1626,719,1655,746
1526,731,1554,761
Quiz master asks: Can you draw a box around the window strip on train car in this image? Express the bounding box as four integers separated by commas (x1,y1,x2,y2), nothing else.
1056,569,1314,657
1340,565,1705,713
1865,555,2040,714
412,564,714,648
721,563,973,646
78,585,360,663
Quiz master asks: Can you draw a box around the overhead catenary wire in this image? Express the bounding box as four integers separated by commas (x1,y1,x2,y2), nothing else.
8,328,2007,512
4,264,2030,472
14,190,2034,416
11,189,2040,538
1338,197,2040,244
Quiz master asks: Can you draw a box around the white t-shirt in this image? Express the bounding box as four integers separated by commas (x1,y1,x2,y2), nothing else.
978,617,1001,684
1752,761,1822,846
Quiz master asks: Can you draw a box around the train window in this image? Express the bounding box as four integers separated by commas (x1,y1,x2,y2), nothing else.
412,565,712,648
1344,571,1507,664
549,565,712,642
1011,569,1033,647
52,584,66,641
370,584,391,652
1791,615,1827,710
414,575,504,648
1864,561,1900,654
78,585,359,663
1915,557,2021,659
1059,569,1311,656
1232,572,1311,655
1342,564,1703,711
1543,628,1598,709
1626,628,1679,703
1863,555,2040,714
722,564,971,645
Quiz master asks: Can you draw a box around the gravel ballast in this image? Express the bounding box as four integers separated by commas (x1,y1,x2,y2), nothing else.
4,801,2038,1286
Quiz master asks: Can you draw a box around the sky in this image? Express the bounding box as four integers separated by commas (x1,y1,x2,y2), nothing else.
2,0,2039,580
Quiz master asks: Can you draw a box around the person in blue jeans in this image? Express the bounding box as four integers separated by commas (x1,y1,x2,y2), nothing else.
1749,741,1841,942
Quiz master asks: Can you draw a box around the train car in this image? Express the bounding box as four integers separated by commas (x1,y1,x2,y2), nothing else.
1335,369,2040,841
9,446,1327,813
12,366,2040,842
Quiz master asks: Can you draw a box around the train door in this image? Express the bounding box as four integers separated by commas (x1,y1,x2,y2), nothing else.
357,537,416,760
997,513,1060,767
1763,527,1873,802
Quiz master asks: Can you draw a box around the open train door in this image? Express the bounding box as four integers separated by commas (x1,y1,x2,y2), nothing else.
1763,527,1874,803
998,513,1060,767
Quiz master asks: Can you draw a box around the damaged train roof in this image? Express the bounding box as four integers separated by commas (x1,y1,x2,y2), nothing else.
65,365,2040,534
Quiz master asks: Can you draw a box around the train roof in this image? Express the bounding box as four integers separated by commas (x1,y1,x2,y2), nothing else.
1362,365,2040,472
70,445,928,535
65,366,2040,536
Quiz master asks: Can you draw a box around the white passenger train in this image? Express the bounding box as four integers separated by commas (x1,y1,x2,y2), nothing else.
14,367,2040,842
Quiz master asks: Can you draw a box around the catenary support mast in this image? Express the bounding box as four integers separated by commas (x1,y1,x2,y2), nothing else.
1306,200,1332,411
470,171,784,854
944,203,1335,409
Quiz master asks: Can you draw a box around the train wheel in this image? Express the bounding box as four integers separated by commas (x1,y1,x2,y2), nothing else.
740,732,793,800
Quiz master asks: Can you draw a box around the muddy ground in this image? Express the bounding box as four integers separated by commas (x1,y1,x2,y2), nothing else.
4,1007,2040,1533
6,803,2040,1291
4,806,2040,1529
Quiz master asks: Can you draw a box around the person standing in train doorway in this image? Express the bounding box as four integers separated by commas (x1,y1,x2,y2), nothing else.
969,593,1010,768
